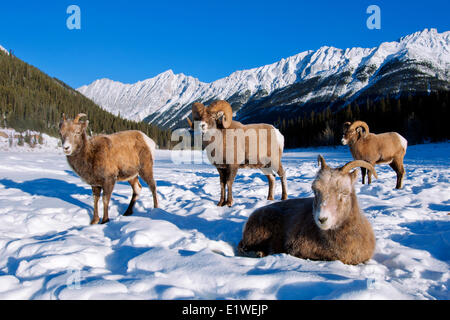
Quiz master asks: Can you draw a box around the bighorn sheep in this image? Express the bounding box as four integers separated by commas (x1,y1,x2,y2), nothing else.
59,113,158,224
186,100,288,207
238,156,376,265
341,121,407,189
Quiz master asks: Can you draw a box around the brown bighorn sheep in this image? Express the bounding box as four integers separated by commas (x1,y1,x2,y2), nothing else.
238,156,376,265
187,100,288,207
59,113,158,224
342,121,407,189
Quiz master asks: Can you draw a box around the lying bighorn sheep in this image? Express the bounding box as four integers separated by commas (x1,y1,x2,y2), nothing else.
342,121,407,189
59,113,158,224
187,100,288,206
238,156,376,265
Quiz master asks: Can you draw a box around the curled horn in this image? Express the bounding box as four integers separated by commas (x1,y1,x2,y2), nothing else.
348,121,369,136
186,117,193,129
317,155,328,170
208,100,233,129
340,160,378,179
192,102,205,117
74,113,87,124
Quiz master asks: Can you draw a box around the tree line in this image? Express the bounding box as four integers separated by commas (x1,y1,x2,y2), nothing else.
275,91,449,148
2,49,448,151
0,50,172,148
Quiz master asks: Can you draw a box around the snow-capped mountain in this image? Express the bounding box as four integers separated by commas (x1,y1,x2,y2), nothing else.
78,28,450,129
0,45,9,55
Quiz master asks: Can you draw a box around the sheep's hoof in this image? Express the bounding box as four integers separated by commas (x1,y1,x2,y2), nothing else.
123,210,133,216
101,218,110,224
281,194,288,200
267,196,274,201
217,200,226,207
90,218,100,225
226,200,234,207
256,251,266,258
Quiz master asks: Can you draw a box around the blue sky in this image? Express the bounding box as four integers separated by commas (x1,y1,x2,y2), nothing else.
0,0,449,88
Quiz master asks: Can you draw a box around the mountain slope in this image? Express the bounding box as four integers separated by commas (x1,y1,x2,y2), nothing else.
0,48,171,147
0,45,8,55
78,28,450,129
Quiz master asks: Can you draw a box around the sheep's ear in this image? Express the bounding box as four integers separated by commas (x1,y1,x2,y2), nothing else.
350,169,359,184
82,120,89,130
59,113,66,128
356,126,365,137
317,155,328,170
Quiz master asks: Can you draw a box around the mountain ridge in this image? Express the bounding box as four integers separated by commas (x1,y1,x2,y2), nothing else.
77,28,450,129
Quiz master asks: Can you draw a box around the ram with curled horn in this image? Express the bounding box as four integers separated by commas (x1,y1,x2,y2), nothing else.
342,120,407,189
186,99,288,207
238,156,377,265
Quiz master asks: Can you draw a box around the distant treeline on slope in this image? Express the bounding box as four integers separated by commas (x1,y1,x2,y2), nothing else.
0,50,172,148
275,90,450,148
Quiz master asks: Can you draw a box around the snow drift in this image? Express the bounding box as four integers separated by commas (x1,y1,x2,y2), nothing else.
0,143,448,299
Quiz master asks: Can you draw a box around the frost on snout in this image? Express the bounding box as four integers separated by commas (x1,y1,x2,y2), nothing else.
62,141,73,155
313,195,338,230
195,121,208,134
314,206,334,230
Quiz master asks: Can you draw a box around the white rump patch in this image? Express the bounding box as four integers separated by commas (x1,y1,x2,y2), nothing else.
274,128,284,151
397,133,408,151
140,132,156,157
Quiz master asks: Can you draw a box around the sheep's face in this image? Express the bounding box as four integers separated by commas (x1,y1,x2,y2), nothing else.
342,122,367,145
190,101,231,134
341,122,356,145
59,120,88,156
192,109,220,134
311,168,358,230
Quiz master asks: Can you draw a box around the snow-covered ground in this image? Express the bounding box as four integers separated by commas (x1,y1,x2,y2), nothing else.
0,128,60,152
0,143,448,300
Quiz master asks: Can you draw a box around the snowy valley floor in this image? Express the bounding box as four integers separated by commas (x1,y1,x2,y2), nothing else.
0,143,448,300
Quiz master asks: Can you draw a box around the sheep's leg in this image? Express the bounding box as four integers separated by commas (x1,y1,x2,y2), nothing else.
101,180,115,224
91,186,101,225
361,167,367,184
139,167,159,209
217,168,227,207
390,158,405,189
124,177,142,216
225,167,238,207
277,165,288,200
367,164,374,185
265,174,275,200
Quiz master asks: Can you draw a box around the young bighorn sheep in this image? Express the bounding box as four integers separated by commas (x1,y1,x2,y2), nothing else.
59,113,158,224
238,156,376,265
187,100,288,207
342,121,407,189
